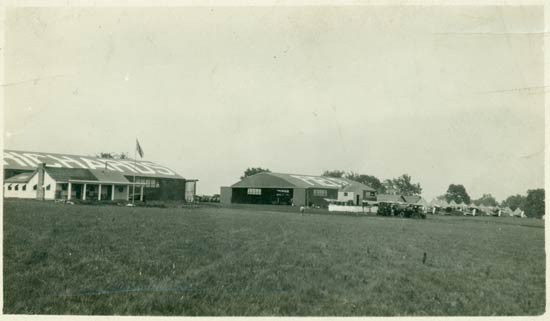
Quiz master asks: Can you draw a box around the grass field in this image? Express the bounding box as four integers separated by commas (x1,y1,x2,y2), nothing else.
3,199,545,316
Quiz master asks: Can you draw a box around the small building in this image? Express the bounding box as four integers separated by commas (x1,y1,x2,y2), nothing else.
221,172,376,207
337,181,378,205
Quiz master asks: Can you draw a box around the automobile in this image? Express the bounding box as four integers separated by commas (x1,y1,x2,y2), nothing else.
377,202,426,219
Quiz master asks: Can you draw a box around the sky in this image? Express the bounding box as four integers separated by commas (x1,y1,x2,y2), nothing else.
4,5,544,202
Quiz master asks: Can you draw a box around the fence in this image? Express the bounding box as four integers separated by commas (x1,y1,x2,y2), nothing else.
328,204,378,214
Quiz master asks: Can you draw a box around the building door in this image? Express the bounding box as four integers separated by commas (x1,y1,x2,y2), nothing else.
356,195,360,205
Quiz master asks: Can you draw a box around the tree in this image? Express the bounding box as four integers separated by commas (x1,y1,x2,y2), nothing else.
436,195,447,201
345,172,386,193
387,174,422,196
524,189,544,218
322,170,345,178
444,184,471,204
501,194,526,211
241,167,270,180
473,193,498,207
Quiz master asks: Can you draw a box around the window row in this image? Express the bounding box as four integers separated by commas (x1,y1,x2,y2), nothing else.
7,184,50,191
313,189,328,197
247,188,262,195
133,177,160,188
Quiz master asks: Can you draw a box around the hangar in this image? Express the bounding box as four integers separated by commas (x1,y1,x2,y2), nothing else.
220,172,377,207
3,149,197,202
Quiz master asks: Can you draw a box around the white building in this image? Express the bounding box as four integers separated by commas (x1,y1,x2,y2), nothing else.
4,164,144,201
3,149,198,202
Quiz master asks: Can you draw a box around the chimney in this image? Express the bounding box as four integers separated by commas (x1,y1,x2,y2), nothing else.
36,163,46,200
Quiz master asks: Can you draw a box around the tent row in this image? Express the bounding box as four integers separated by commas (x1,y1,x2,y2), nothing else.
428,199,526,217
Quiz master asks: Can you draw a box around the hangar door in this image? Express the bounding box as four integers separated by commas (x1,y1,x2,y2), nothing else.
232,188,294,205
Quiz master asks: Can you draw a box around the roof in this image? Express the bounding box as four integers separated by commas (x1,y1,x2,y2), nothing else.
4,167,135,185
377,194,406,203
403,195,421,204
4,149,183,179
88,169,130,184
340,181,376,192
418,198,430,207
231,172,369,190
46,168,98,182
4,172,36,183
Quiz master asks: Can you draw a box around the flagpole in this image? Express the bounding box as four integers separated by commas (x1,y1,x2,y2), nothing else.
132,139,136,205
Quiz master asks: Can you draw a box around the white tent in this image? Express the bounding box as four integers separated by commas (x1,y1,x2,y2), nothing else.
513,208,525,218
503,207,514,216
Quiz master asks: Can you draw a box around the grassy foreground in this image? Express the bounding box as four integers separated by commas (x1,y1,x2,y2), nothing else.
3,199,545,315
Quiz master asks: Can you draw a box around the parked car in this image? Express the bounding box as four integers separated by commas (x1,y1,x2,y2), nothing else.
377,202,426,219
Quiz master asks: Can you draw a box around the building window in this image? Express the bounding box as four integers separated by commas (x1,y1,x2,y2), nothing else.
46,184,51,191
370,192,375,197
8,184,12,191
22,185,26,191
33,184,37,190
117,185,124,193
61,184,68,191
14,185,19,191
313,189,327,197
247,188,261,195
344,192,348,196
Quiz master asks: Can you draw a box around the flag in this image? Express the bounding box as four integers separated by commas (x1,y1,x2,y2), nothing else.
136,139,144,158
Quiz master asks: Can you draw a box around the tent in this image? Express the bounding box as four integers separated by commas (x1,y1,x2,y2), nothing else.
513,208,525,218
416,197,429,208
503,207,514,216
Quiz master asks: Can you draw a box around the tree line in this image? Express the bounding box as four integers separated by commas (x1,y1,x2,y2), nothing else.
437,184,544,218
240,167,544,218
239,167,422,196
321,170,422,196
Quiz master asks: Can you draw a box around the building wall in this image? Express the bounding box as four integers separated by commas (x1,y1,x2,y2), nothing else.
230,188,293,205
126,176,186,201
3,171,57,200
337,190,377,205
293,188,306,206
363,190,377,201
220,187,232,205
337,191,356,203
4,174,38,198
113,185,128,200
305,188,338,207
185,181,196,202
